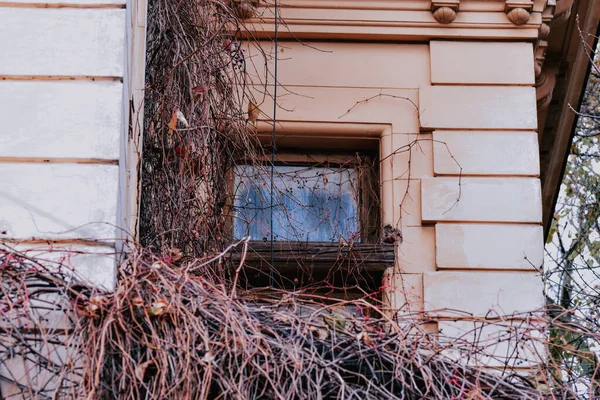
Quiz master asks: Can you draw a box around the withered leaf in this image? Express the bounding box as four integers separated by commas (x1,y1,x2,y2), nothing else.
247,101,260,125
147,299,169,317
168,108,178,135
135,360,155,382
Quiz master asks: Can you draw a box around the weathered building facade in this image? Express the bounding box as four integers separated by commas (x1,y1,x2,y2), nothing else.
1,0,598,390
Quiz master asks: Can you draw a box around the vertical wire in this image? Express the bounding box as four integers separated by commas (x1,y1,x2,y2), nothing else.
269,0,279,287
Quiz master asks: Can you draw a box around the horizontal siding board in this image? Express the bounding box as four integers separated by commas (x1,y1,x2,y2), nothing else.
436,223,543,270
423,271,544,316
3,0,124,4
0,81,122,159
433,130,540,176
0,8,125,76
247,42,430,89
421,177,542,223
430,41,535,85
1,243,116,289
0,163,118,240
419,86,537,129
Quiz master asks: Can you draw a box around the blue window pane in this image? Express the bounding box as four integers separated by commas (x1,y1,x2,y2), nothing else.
233,165,359,242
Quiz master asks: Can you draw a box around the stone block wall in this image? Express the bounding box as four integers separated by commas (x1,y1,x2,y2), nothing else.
246,42,545,355
390,40,545,369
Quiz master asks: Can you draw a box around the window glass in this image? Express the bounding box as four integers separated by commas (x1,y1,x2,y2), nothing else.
233,165,359,242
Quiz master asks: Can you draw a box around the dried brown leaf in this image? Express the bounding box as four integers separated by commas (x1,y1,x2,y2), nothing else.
135,360,154,382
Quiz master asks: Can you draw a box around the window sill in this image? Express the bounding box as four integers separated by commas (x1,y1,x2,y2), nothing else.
231,241,395,272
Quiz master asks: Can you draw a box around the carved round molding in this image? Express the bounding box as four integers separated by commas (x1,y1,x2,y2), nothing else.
537,90,553,109
506,8,531,26
536,66,557,110
535,70,549,87
539,23,551,39
433,7,457,24
534,62,543,78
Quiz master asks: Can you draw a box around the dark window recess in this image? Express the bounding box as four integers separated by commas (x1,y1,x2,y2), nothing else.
229,150,393,295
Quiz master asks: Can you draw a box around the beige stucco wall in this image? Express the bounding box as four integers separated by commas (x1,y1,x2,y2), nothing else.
247,39,545,369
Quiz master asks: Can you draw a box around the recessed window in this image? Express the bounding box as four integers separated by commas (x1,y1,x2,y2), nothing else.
231,151,379,244
233,164,359,242
229,148,392,297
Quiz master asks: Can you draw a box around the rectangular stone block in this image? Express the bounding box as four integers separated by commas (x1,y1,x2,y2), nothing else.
393,179,422,226
421,177,542,223
247,42,430,89
0,163,119,240
436,223,543,270
397,226,436,273
2,243,117,289
423,271,544,316
392,133,434,179
433,130,540,176
0,336,80,398
384,270,423,315
438,320,545,368
248,86,420,133
419,86,537,129
0,8,125,76
0,81,123,159
430,41,535,85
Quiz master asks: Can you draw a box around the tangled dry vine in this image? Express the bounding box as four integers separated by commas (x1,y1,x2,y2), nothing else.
139,0,259,258
0,0,587,398
0,245,561,399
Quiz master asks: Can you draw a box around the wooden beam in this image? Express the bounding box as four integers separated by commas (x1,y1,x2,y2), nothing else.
540,0,600,236
231,241,395,272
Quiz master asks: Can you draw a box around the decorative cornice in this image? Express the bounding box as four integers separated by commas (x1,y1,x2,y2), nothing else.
246,1,543,41
534,39,549,78
533,0,573,114
505,1,534,25
539,22,550,39
507,8,531,25
431,1,460,24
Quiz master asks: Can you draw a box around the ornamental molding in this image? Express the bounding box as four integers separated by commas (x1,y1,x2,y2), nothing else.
505,1,534,26
431,1,460,24
246,0,546,41
534,0,574,114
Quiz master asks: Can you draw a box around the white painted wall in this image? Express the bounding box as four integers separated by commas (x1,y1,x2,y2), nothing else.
0,81,123,159
0,1,134,395
0,8,125,76
0,163,119,240
0,5,128,290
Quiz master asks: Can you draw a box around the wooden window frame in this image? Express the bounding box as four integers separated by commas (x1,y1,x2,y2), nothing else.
232,150,379,244
229,122,395,293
